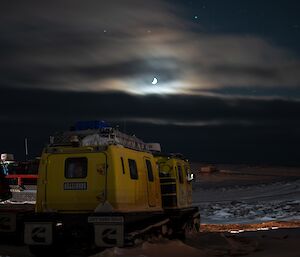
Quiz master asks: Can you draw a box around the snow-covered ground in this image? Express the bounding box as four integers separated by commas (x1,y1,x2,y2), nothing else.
193,175,300,224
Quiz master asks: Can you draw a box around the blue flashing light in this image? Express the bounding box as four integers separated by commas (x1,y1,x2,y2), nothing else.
74,120,111,131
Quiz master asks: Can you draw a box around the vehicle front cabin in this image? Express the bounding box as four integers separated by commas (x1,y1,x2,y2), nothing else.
155,154,193,209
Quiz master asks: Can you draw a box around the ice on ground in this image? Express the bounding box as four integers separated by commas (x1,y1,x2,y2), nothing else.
194,179,300,224
199,199,300,224
0,200,35,205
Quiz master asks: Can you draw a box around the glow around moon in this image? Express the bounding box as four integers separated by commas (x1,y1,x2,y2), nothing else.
152,77,158,85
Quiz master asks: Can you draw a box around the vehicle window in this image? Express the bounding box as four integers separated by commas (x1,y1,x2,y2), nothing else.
178,165,183,184
158,163,171,177
65,157,87,179
128,159,138,180
145,159,154,182
121,157,125,174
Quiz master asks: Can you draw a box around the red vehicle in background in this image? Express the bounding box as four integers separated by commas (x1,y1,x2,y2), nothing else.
4,159,39,188
0,154,39,200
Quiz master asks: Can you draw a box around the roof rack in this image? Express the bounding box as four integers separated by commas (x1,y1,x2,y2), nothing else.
49,126,160,153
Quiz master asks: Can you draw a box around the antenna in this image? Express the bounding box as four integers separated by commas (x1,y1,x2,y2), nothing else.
24,137,29,161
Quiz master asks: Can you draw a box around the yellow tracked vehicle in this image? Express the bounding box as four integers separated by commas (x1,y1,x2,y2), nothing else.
23,121,200,256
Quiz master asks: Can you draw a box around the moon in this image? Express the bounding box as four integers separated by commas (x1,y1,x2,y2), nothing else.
152,77,158,85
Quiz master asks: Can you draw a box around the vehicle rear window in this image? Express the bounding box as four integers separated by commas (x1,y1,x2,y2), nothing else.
65,157,87,179
121,157,125,174
146,159,154,182
178,165,183,184
128,159,138,180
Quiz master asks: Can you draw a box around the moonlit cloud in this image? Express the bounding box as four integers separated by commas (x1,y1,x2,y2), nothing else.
1,0,300,98
113,117,255,127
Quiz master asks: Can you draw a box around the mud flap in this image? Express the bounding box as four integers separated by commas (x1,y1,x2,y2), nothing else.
188,211,201,232
0,213,16,232
88,216,124,247
24,222,53,245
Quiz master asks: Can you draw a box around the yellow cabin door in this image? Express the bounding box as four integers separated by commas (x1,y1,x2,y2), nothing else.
144,158,156,207
177,164,187,207
45,152,107,211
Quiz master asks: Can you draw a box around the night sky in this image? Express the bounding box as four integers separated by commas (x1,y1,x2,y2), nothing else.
1,0,300,165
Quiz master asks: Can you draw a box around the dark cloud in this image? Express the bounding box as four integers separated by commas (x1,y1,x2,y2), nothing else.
0,87,299,165
211,65,278,80
1,86,300,123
